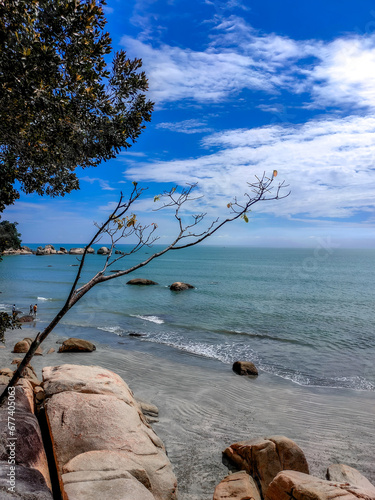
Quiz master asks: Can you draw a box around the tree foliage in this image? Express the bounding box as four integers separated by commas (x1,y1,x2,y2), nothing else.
0,0,153,211
0,220,22,252
0,312,21,343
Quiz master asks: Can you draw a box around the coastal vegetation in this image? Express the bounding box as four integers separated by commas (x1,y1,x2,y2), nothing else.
0,220,21,254
0,0,153,211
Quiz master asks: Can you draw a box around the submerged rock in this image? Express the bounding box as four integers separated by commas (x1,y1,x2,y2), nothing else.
97,246,110,254
127,278,158,285
169,282,194,291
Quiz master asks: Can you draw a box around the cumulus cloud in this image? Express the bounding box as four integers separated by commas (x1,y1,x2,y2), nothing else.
124,115,375,220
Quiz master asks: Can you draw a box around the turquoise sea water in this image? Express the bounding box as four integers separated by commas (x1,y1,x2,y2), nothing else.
1,245,374,391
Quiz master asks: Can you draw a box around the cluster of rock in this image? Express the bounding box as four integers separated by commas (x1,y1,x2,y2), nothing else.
1,246,34,255
214,435,375,500
2,245,107,256
126,279,195,291
12,336,95,355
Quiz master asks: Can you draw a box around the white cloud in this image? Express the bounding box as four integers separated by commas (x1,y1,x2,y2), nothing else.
80,176,116,191
124,115,375,221
305,36,375,109
121,17,375,110
156,119,213,134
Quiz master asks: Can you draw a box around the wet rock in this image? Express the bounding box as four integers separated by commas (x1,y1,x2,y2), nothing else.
169,282,194,291
18,315,34,323
58,338,96,353
127,278,158,285
97,246,110,254
233,361,258,376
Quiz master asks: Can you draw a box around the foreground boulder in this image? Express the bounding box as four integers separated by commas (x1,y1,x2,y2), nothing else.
0,379,52,496
43,364,177,500
127,278,159,285
169,282,194,291
0,464,53,500
223,436,309,496
265,470,375,500
213,471,261,500
233,361,258,376
58,338,96,352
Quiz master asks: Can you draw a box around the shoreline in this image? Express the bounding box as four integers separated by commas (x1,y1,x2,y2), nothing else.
1,325,374,499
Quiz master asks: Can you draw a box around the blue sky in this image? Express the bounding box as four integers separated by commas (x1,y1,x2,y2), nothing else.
4,0,375,247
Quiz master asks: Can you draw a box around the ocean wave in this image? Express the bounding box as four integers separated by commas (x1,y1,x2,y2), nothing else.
142,333,256,365
97,326,125,336
223,329,314,347
130,314,164,325
37,296,52,301
141,334,375,392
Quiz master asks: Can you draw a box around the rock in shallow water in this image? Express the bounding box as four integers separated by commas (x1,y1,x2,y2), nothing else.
169,282,194,291
232,360,258,376
57,338,96,352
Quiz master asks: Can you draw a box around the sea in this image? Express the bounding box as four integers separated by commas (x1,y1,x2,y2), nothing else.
1,244,374,392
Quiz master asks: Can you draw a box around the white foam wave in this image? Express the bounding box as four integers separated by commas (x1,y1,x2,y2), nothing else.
131,315,164,325
142,334,375,392
37,296,52,301
97,326,125,336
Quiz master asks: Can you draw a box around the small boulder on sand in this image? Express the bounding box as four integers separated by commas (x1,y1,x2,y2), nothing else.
13,338,43,355
232,361,258,376
58,338,96,353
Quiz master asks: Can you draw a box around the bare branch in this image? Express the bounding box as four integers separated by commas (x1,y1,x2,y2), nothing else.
0,173,289,405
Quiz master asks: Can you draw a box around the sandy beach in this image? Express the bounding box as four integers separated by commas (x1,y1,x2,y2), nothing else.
1,324,374,499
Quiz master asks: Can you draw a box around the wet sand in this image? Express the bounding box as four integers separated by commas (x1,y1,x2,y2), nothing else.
1,326,374,499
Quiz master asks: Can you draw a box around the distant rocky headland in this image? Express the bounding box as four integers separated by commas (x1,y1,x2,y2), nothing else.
1,245,123,256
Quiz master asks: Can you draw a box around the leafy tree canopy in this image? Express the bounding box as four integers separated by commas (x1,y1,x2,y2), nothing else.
0,220,22,252
0,0,154,212
0,312,21,342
